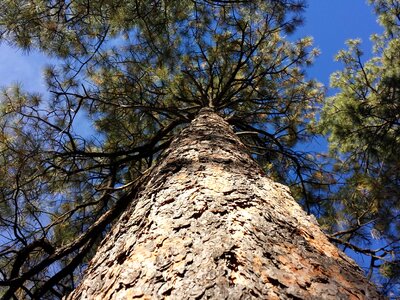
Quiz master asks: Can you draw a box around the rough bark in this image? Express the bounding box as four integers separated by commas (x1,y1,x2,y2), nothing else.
67,108,383,299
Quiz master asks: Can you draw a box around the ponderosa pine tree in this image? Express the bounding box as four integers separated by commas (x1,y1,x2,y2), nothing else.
319,0,400,295
0,0,383,298
66,108,382,299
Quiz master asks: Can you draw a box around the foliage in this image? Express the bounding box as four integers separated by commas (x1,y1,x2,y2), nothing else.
0,0,324,298
319,0,400,294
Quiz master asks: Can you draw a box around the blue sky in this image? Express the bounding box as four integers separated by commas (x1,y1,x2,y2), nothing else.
0,45,50,92
300,0,382,93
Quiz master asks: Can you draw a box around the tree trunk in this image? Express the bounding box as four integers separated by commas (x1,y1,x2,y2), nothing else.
67,108,382,299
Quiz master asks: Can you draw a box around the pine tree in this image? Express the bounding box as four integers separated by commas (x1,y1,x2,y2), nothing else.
66,108,382,299
0,0,383,298
319,0,400,293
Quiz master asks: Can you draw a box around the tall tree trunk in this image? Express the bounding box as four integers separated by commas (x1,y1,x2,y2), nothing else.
67,108,382,299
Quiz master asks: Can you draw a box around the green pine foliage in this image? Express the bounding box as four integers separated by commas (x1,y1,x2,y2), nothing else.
319,0,400,294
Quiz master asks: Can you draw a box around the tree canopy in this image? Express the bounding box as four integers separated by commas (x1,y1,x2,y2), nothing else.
319,0,400,294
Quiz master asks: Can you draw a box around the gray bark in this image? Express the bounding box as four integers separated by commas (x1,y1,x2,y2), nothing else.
67,108,383,299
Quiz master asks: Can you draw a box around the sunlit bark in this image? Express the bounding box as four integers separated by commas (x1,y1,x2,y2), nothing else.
67,108,382,299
